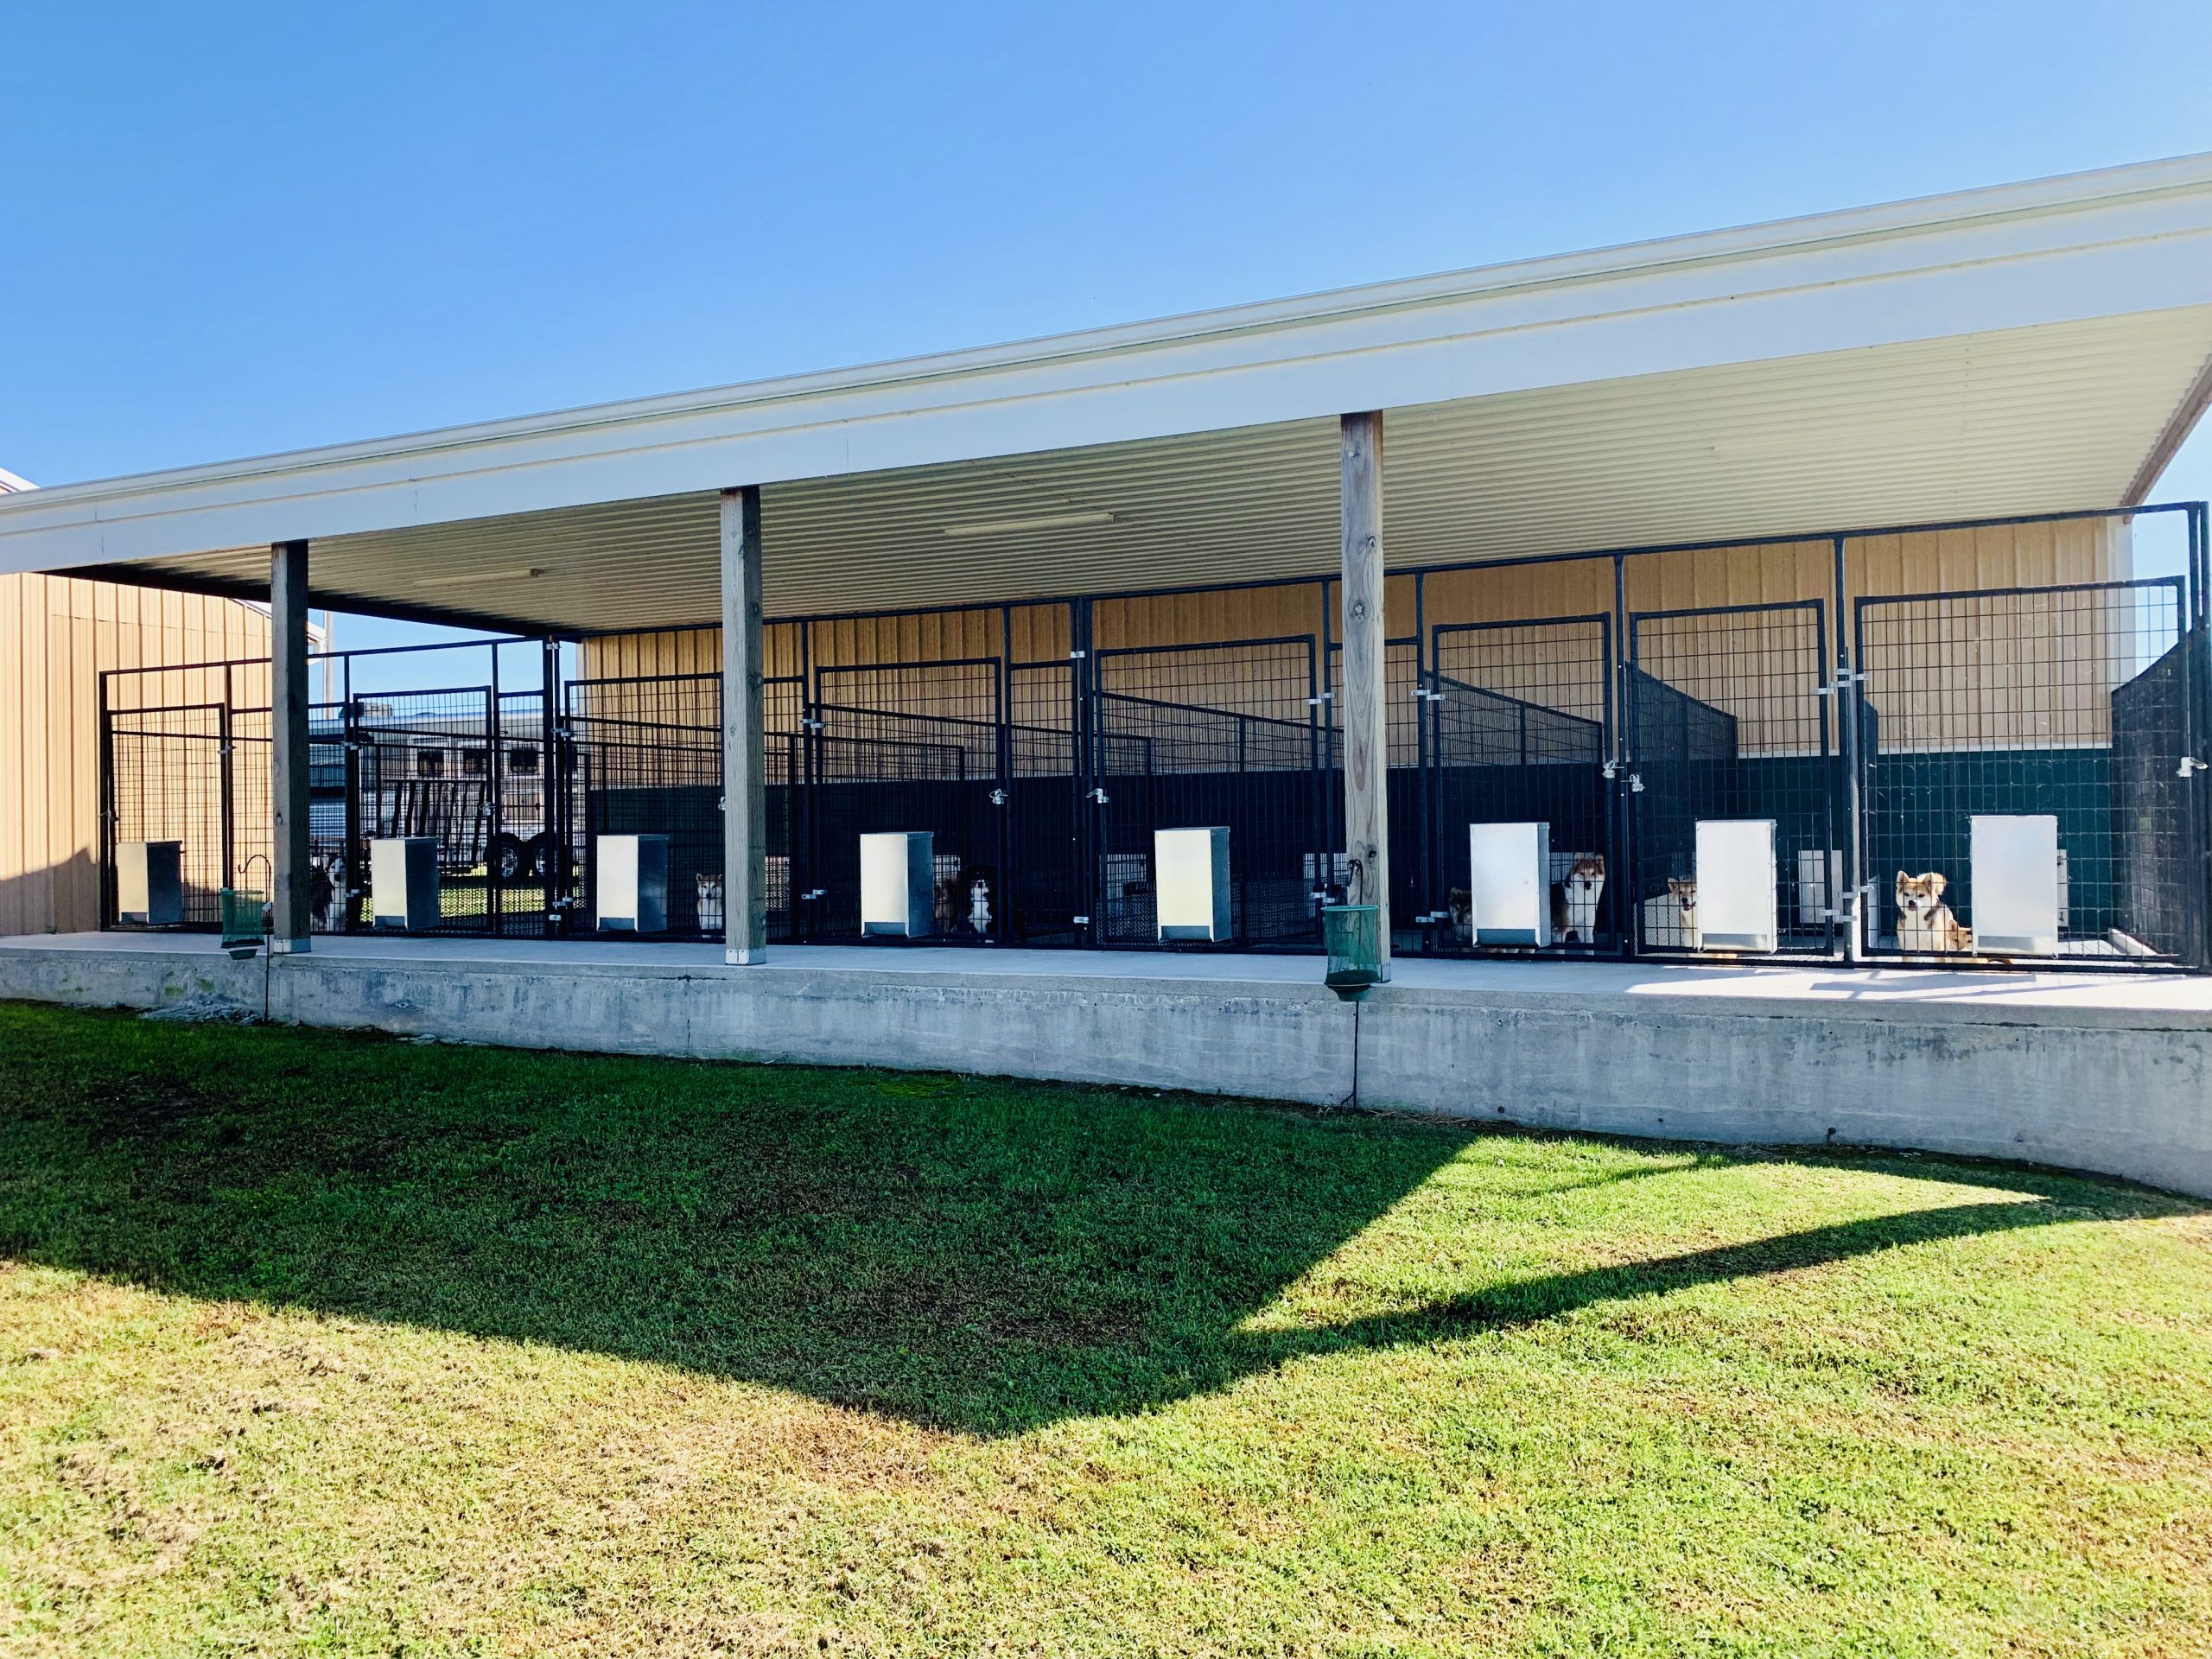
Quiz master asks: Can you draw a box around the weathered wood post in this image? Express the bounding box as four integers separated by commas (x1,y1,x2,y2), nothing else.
721,486,769,963
1339,410,1390,978
270,538,313,953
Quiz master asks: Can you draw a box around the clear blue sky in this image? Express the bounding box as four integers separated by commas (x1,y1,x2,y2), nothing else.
4,2,2209,651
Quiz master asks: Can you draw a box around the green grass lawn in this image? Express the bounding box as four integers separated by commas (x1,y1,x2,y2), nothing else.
0,1002,2208,1656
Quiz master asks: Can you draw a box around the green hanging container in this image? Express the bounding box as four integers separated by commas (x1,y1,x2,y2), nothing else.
219,887,266,960
1322,904,1383,1001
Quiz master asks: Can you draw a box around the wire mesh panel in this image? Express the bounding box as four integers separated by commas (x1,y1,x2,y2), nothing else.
563,671,801,941
810,658,1006,941
1855,580,2198,965
1321,639,1422,933
1090,637,1323,947
1629,602,1835,957
106,705,234,928
1427,616,1617,954
1006,659,1080,944
346,687,503,932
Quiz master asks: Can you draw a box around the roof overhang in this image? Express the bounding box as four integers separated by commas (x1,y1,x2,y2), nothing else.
6,152,2212,632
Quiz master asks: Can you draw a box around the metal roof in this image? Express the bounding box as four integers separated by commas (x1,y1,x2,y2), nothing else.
5,152,2212,632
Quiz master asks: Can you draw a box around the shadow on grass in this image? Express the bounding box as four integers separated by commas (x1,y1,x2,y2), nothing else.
0,1004,2174,1435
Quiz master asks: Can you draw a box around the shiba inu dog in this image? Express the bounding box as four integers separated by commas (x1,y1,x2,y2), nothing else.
1663,875,1700,950
1895,870,1972,952
1554,854,1605,944
696,873,725,936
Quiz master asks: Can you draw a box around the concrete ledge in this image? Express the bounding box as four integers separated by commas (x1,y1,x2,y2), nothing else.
2,936,2207,1199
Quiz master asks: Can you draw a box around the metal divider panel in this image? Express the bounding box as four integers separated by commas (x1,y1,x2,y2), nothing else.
1628,602,1832,957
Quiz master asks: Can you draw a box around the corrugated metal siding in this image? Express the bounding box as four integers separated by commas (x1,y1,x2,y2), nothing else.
0,574,270,936
582,522,2126,755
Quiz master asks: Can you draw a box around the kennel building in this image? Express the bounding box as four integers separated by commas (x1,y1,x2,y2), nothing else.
83,504,2212,971
6,155,2212,984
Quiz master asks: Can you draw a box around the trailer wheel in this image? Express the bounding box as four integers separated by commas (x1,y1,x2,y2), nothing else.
522,834,551,879
488,832,527,882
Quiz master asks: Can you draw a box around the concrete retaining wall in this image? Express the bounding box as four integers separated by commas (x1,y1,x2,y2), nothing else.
1,942,2206,1198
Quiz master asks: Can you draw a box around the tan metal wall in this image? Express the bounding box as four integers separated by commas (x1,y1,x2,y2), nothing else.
0,575,271,935
582,521,2130,753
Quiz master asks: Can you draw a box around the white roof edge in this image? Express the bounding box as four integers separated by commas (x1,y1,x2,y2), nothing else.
10,149,2212,511
0,467,34,493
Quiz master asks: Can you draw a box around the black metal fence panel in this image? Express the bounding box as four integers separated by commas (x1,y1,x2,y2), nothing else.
810,658,1007,941
1007,660,1082,944
1855,580,2198,965
1427,615,1618,953
1091,636,1324,947
1629,601,1836,957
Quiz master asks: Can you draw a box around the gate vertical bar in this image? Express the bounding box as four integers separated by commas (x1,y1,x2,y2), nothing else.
1834,534,1864,962
1612,554,1635,957
486,656,503,937
539,639,560,936
2190,503,2211,969
340,655,362,931
1339,410,1391,970
96,670,114,928
270,539,313,953
999,606,1014,941
1414,569,1430,942
219,664,236,895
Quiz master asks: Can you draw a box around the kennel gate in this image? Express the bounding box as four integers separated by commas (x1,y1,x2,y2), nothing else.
1422,615,1621,955
1088,635,1328,947
1853,577,2203,967
1626,601,1840,958
806,658,1008,942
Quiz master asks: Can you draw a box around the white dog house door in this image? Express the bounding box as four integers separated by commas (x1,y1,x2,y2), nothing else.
1694,819,1777,951
596,834,670,934
1155,827,1230,942
1468,822,1551,946
116,839,185,926
860,831,936,937
370,836,441,931
1970,814,2060,954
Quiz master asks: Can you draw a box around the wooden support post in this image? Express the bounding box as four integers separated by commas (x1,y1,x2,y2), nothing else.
1338,410,1391,977
270,539,313,953
721,486,769,963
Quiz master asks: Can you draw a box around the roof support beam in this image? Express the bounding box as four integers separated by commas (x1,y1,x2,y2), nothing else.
721,487,769,963
1339,410,1391,977
270,540,313,954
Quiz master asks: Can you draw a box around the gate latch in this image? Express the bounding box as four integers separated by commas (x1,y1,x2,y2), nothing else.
1087,787,1109,804
989,788,1008,806
1628,772,1644,793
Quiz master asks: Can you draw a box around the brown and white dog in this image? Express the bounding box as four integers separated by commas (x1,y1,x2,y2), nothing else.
1895,870,1973,953
1554,854,1606,944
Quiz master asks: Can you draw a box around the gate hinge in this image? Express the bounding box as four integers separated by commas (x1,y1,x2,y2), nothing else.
1087,787,1109,804
1069,649,1087,660
1072,914,1091,925
1628,772,1644,793
2181,756,2209,778
988,788,1008,806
